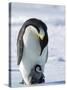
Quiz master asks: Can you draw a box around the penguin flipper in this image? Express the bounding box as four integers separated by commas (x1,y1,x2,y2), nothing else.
17,27,24,65
17,39,24,65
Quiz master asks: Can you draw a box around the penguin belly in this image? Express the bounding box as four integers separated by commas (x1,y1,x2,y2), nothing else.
19,30,41,85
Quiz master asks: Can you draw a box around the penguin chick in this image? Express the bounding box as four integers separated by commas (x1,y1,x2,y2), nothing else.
29,64,45,84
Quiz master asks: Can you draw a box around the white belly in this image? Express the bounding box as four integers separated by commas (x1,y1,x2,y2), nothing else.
23,28,41,60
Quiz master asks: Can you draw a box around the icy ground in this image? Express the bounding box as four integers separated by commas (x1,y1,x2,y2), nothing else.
45,57,65,84
11,57,65,87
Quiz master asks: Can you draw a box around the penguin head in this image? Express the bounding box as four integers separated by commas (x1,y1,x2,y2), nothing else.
25,24,45,41
35,64,42,73
22,18,48,40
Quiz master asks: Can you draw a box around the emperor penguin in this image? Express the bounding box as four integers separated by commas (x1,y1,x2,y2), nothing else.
17,18,48,85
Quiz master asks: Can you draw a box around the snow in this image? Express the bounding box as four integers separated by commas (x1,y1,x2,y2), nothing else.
11,57,65,87
45,57,65,83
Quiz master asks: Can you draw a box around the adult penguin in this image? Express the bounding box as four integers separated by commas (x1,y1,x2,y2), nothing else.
17,18,48,85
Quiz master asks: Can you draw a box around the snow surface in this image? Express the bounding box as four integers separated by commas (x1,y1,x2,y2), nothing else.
11,57,65,87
